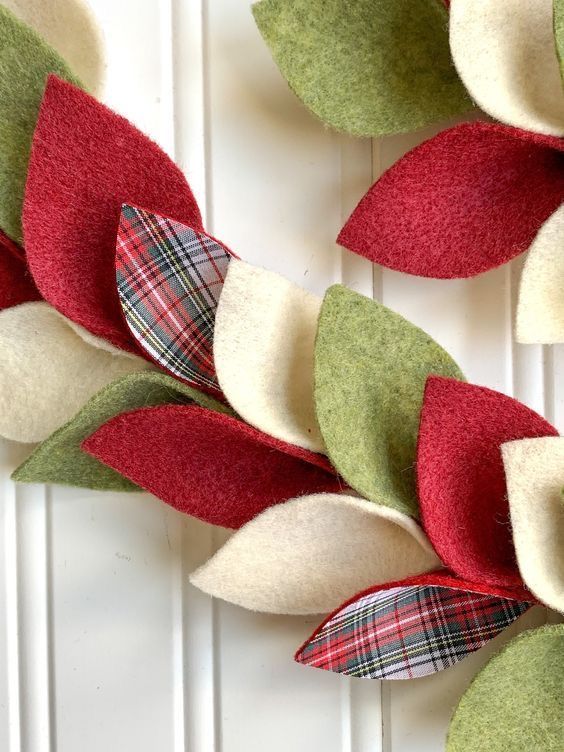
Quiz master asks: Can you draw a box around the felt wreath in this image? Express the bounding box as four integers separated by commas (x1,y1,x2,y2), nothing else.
0,5,563,752
256,0,564,348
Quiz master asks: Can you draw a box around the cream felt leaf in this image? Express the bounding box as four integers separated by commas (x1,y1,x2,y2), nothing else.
314,286,464,517
214,260,324,452
0,302,151,443
189,493,440,615
3,0,104,94
502,437,564,614
516,205,564,344
450,0,564,136
252,0,471,137
447,625,564,752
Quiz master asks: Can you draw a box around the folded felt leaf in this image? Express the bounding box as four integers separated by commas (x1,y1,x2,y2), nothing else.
12,372,230,490
0,302,151,443
295,572,531,680
516,205,564,343
116,205,231,395
4,0,104,94
450,0,564,137
0,230,41,310
0,7,80,243
502,437,564,614
252,0,470,137
214,260,324,452
189,493,439,615
417,377,558,589
338,123,564,278
314,286,464,517
83,405,341,528
23,77,203,352
447,625,564,752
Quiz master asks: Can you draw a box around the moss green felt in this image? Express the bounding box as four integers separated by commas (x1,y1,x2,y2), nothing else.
314,286,464,517
12,372,232,491
554,0,564,84
447,625,564,752
0,5,81,243
252,0,471,137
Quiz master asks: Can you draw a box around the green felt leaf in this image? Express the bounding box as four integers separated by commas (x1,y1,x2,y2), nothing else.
0,5,81,243
314,285,464,517
554,0,564,83
252,0,472,137
12,372,232,491
447,625,564,752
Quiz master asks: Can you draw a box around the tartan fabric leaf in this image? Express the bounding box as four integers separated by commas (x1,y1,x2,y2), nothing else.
116,204,231,393
295,584,530,680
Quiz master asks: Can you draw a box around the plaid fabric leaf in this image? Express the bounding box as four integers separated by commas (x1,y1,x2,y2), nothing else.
116,204,231,393
295,585,530,680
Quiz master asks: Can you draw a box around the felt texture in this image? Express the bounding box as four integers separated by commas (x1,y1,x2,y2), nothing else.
0,230,41,310
417,377,559,588
447,625,564,752
189,493,439,615
0,302,150,443
252,0,470,137
295,581,529,679
516,205,564,343
83,405,341,528
501,437,564,614
23,77,203,352
4,0,104,94
556,0,564,83
214,260,324,452
450,0,564,137
12,372,229,490
0,7,80,243
314,286,464,517
338,122,564,278
117,205,230,394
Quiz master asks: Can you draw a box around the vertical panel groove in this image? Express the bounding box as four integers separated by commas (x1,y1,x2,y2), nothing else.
16,484,52,752
4,482,21,752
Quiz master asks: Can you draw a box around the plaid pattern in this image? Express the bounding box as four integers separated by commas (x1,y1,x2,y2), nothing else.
116,204,231,392
296,585,529,680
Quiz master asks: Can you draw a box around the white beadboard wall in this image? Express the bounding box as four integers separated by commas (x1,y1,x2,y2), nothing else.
0,1,560,751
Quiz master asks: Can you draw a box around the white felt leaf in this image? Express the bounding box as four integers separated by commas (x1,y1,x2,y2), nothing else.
516,205,564,344
190,493,440,615
214,260,324,452
502,437,564,614
0,302,151,443
3,0,105,94
450,0,564,136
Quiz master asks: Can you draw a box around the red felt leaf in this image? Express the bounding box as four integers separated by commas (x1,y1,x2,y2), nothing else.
295,571,532,680
0,230,41,310
24,76,203,352
82,404,342,528
417,377,558,587
338,122,564,278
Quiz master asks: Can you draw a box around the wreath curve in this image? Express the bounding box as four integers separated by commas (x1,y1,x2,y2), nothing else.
0,3,563,752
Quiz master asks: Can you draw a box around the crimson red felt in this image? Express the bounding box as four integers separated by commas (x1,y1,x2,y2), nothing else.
23,76,203,352
0,230,41,310
338,122,564,278
417,377,558,588
295,570,534,661
82,404,341,528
